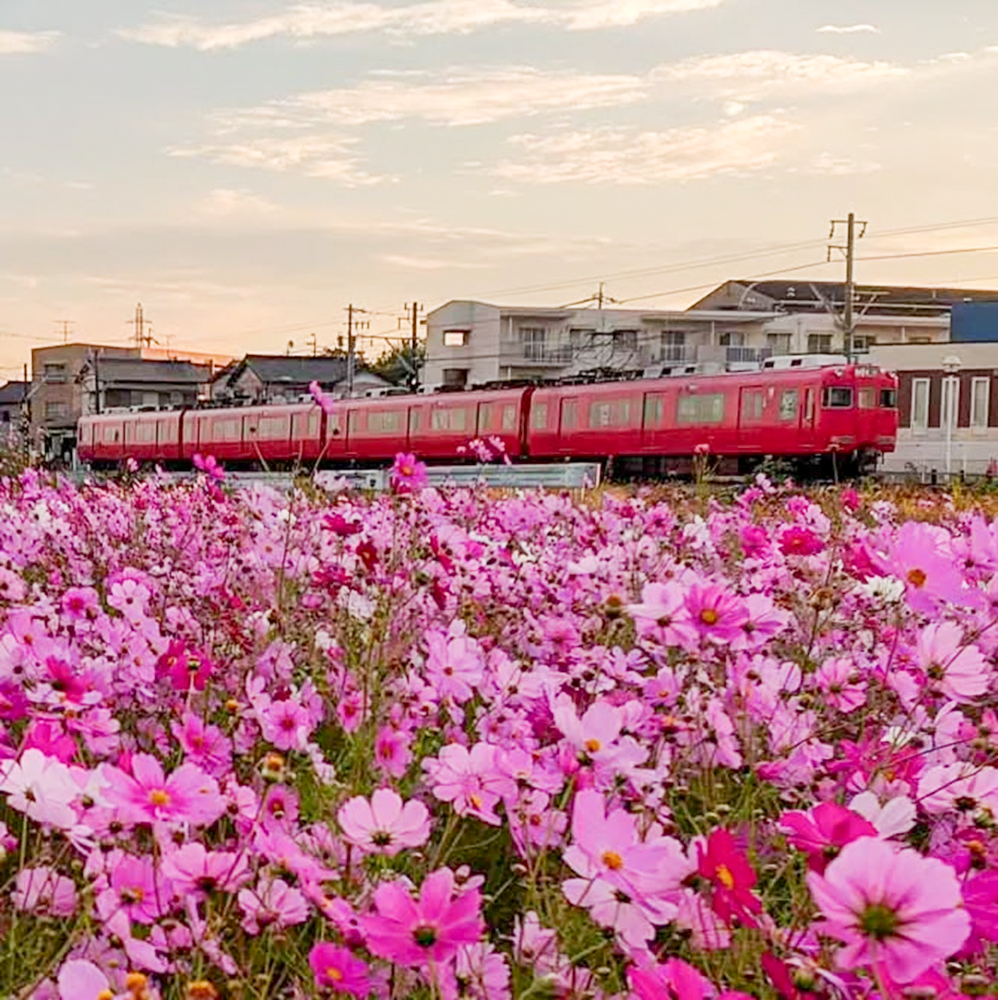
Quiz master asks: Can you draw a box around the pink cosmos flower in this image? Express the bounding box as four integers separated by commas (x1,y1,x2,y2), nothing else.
309,380,337,416
107,578,150,623
157,640,212,692
780,802,877,873
361,867,485,967
193,452,225,481
814,658,867,713
260,698,314,751
0,748,78,829
338,787,432,856
424,624,484,704
13,865,78,917
57,960,110,1000
552,697,626,765
881,521,974,613
917,763,998,816
60,586,100,621
161,842,250,898
98,852,170,924
916,621,990,702
103,753,223,828
627,581,698,649
239,877,310,935
779,525,825,557
696,828,762,927
391,452,428,492
375,724,413,779
456,942,511,1000
629,957,714,1000
424,742,517,826
309,942,371,995
807,837,970,983
684,583,749,645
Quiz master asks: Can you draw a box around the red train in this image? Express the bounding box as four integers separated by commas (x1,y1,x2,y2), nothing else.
77,362,898,478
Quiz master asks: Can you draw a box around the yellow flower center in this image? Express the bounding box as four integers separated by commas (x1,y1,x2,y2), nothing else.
148,789,170,807
700,608,719,625
469,793,484,810
326,967,344,982
602,850,624,870
716,864,735,890
584,738,602,752
98,992,115,1000
907,568,927,589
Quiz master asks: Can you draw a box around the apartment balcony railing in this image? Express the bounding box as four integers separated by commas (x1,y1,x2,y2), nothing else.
501,341,574,365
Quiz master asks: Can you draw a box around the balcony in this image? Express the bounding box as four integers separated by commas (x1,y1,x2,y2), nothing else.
501,341,574,366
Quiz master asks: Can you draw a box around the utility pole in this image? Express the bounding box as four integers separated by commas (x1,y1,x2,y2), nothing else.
405,302,423,392
91,349,102,415
345,306,369,398
829,213,868,363
597,283,605,309
55,320,74,343
308,333,318,357
129,303,154,350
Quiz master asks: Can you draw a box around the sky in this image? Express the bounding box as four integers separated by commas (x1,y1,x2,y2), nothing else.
3,0,998,375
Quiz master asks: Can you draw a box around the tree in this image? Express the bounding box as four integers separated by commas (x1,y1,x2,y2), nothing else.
369,341,425,389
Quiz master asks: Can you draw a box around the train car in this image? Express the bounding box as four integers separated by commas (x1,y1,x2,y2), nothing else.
409,388,529,462
527,363,893,476
180,403,322,467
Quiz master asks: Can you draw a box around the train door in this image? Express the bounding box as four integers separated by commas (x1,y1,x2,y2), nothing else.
558,397,578,456
737,386,767,452
799,385,817,452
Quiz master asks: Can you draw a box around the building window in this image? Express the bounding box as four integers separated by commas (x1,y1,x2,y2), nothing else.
807,334,833,354
45,401,69,421
44,363,67,383
612,330,638,351
660,331,686,362
719,331,744,347
677,392,725,425
442,369,468,389
853,335,876,353
520,327,547,361
766,332,791,354
911,378,929,430
972,377,990,429
941,377,960,432
443,330,469,347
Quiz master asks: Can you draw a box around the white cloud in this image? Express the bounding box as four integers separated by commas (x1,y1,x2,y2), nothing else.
493,115,799,184
817,24,880,35
169,135,385,186
654,50,907,102
804,153,882,175
284,66,647,127
0,30,58,55
380,253,485,270
200,188,281,217
118,0,723,50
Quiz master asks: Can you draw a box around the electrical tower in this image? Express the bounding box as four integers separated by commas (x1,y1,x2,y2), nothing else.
345,305,369,397
404,302,424,392
828,214,868,362
129,303,155,350
55,320,75,343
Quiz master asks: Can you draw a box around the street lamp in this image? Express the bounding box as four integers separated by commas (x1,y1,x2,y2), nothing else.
942,354,962,480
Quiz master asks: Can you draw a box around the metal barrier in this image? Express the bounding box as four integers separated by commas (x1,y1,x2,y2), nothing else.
66,463,603,493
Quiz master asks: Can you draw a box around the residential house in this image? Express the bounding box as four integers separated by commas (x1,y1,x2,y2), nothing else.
211,355,392,403
0,381,27,446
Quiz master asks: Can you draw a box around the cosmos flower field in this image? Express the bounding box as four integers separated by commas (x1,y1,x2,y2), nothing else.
2,458,998,1000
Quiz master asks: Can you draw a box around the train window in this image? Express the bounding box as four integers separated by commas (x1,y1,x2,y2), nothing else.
348,412,360,434
643,395,664,427
367,411,402,434
858,388,876,409
822,387,853,409
431,408,468,432
805,389,815,424
215,418,241,441
502,405,517,431
589,400,631,428
327,412,341,433
561,400,577,429
740,391,764,422
880,389,898,409
136,423,156,443
677,393,725,425
259,417,290,438
478,403,493,433
532,403,548,430
408,409,420,433
779,390,799,421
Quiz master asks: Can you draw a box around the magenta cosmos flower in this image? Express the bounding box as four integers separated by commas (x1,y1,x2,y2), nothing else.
780,801,877,874
807,837,970,983
361,867,484,967
338,788,432,857
390,452,428,491
309,942,371,996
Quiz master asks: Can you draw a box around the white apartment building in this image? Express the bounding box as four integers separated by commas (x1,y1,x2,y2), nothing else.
424,298,948,391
